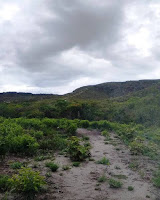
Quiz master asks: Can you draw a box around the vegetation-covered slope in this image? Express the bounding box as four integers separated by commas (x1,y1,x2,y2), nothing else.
68,79,160,100
0,79,160,199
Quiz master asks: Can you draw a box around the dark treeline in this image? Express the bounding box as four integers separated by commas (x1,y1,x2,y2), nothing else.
1,92,160,127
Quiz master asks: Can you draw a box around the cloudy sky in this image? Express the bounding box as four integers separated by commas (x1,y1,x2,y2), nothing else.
0,0,160,94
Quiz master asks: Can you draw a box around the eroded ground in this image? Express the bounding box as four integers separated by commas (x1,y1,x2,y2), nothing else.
0,128,159,200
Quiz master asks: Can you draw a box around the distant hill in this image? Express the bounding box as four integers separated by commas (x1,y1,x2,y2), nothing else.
67,79,160,100
1,79,160,102
0,92,60,102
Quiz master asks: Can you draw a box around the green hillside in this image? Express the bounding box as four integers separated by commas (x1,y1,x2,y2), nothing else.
0,79,160,199
67,79,160,100
1,79,160,126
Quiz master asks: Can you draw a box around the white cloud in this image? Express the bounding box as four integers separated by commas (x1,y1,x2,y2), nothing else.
0,3,20,21
0,0,160,94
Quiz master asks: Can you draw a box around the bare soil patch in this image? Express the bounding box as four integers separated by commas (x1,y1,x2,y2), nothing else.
45,128,158,200
0,128,159,200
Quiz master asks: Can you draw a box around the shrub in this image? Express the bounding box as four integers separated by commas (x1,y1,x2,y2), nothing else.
17,118,42,130
0,121,23,137
8,134,39,155
45,162,59,172
62,165,70,170
67,136,90,161
32,131,43,140
90,121,99,129
80,120,89,128
39,139,54,150
97,121,112,130
0,175,10,192
152,170,160,188
129,137,147,155
10,162,23,169
84,142,91,149
96,157,110,165
82,136,89,141
72,162,80,167
121,128,136,141
128,162,139,170
108,178,123,188
34,155,52,161
9,168,45,197
101,130,109,138
113,174,127,180
0,136,8,161
98,175,107,183
128,186,134,191
66,123,77,135
39,135,67,151
42,118,58,128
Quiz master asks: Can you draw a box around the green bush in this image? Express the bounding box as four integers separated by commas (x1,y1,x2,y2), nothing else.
128,162,139,170
31,131,43,140
97,121,112,130
84,142,91,149
128,186,134,191
45,162,59,172
0,121,23,137
0,175,10,192
42,118,58,128
34,155,52,161
80,120,89,128
67,136,90,161
101,130,109,137
9,167,45,197
17,118,42,130
10,162,23,169
8,134,39,155
66,123,77,135
96,157,110,165
108,178,123,188
72,162,80,167
0,136,8,161
152,170,160,188
39,135,67,151
129,137,148,155
98,175,107,183
90,121,99,129
82,136,90,141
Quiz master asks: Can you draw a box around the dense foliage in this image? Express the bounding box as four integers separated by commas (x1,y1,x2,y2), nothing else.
9,167,46,197
67,136,90,161
0,117,78,160
1,81,160,198
0,117,159,161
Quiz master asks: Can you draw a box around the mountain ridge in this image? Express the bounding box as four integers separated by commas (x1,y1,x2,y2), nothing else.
1,79,160,102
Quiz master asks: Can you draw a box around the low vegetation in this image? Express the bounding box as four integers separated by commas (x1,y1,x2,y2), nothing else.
72,162,81,167
0,175,10,192
10,162,23,169
45,162,59,172
67,136,90,161
152,170,160,188
108,178,123,188
97,175,107,183
96,157,110,165
128,186,134,191
1,80,160,199
9,167,46,198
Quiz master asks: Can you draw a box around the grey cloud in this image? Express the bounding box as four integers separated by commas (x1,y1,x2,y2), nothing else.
16,0,125,71
0,0,160,94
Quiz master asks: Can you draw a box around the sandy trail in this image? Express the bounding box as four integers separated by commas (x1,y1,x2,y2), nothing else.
48,128,158,200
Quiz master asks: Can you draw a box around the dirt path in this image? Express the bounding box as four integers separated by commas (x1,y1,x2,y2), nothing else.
46,128,158,200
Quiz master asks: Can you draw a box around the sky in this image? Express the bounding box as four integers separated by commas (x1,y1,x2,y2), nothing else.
0,0,160,94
